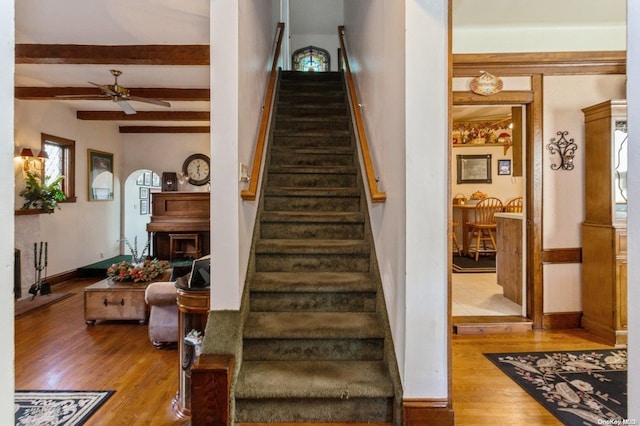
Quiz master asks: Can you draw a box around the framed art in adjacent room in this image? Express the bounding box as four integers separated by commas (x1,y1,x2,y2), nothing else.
88,149,114,201
140,187,149,199
498,159,512,175
456,154,492,184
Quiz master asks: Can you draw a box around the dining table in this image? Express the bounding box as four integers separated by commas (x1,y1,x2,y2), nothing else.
452,203,477,256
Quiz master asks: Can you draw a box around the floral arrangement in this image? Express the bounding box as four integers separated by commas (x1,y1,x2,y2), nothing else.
107,258,170,282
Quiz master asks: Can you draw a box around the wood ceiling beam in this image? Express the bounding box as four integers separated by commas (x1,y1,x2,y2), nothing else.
15,87,210,101
15,44,209,65
77,111,210,121
119,126,210,134
453,51,626,77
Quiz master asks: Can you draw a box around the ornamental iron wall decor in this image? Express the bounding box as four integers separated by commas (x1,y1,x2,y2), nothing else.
547,131,577,171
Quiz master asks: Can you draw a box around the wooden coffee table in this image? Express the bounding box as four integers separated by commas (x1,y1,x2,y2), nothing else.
84,272,171,325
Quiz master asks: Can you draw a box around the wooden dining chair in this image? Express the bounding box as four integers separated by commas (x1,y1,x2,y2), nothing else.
503,196,523,213
466,197,503,261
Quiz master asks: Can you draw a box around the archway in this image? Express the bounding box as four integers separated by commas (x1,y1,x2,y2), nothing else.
122,169,160,257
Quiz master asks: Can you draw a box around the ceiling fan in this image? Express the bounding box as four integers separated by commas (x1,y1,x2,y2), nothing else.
58,69,171,115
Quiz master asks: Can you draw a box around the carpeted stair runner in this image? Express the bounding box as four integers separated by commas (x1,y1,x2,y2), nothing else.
234,71,401,423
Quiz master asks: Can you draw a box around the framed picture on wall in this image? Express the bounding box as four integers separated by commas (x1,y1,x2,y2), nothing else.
140,187,149,199
498,159,511,175
88,149,114,201
456,154,492,184
143,171,152,186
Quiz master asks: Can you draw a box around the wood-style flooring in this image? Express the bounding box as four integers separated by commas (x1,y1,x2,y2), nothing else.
15,277,615,425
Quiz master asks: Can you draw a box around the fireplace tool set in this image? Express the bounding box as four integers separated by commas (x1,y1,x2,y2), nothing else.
29,241,50,298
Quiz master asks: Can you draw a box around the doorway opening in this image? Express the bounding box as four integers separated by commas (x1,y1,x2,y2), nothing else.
451,104,527,319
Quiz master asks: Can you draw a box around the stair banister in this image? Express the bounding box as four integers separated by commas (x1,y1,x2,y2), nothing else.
240,22,285,201
338,25,387,203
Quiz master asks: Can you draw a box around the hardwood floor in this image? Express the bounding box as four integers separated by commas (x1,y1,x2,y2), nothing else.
452,329,614,425
15,277,616,425
15,277,185,426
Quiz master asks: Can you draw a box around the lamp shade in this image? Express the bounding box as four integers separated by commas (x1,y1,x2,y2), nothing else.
37,150,49,159
20,148,35,158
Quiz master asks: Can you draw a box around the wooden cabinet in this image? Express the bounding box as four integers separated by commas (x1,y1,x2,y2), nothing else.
581,100,627,347
495,213,523,305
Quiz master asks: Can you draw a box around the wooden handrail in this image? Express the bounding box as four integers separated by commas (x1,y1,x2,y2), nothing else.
338,26,386,203
240,22,285,201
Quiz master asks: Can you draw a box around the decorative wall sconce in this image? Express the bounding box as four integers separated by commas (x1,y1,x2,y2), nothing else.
19,147,48,175
547,131,577,171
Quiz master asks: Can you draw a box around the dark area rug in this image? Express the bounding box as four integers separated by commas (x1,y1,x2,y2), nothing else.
452,254,495,273
15,293,74,317
485,349,627,425
15,390,114,425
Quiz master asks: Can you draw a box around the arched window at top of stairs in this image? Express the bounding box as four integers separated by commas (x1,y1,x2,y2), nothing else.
292,46,330,72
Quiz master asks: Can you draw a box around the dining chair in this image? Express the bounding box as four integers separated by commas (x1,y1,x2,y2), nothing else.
503,196,523,213
466,197,503,261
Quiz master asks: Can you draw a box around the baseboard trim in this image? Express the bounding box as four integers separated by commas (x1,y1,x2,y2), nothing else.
542,247,582,264
542,311,582,329
48,270,79,286
403,398,454,426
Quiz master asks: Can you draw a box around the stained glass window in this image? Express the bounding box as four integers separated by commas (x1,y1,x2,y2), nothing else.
292,46,330,72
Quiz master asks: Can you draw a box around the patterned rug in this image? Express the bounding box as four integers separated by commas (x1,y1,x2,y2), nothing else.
485,349,627,425
15,390,114,425
452,254,495,273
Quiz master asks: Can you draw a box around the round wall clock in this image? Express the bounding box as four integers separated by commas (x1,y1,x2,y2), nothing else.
182,154,210,186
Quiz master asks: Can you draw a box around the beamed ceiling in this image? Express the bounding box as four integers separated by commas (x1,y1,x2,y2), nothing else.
15,1,211,133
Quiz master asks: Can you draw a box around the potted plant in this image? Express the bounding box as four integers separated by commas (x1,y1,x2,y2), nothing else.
19,171,66,213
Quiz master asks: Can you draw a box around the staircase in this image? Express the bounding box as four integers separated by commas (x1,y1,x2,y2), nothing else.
234,71,402,424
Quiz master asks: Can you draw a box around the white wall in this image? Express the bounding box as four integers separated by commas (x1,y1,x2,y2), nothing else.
1,0,15,420
211,0,280,310
626,0,639,417
541,75,626,313
290,0,343,71
14,101,121,296
345,0,449,399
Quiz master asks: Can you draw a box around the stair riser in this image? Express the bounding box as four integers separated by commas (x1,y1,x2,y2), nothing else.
249,291,376,312
260,223,364,239
277,106,347,116
275,119,350,131
235,397,393,423
267,172,357,188
280,72,342,82
269,153,354,167
272,135,352,147
263,196,360,212
242,338,383,361
255,254,370,272
279,94,346,104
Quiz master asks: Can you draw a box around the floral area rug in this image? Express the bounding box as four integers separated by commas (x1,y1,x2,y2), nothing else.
484,349,627,425
15,390,114,425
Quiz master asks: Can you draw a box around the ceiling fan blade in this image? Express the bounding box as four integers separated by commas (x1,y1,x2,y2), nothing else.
116,100,137,115
128,95,171,108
